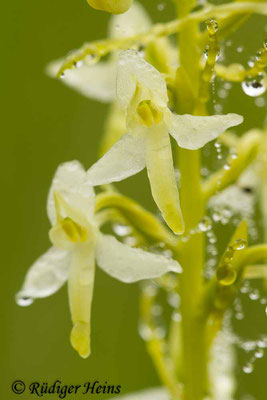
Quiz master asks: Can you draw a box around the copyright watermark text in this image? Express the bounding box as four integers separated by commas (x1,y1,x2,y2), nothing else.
11,380,121,398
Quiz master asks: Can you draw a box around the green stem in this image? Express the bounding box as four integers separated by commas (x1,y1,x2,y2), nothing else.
177,150,206,400
175,0,208,395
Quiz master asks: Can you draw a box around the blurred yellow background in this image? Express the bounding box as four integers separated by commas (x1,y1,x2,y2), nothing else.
0,1,266,399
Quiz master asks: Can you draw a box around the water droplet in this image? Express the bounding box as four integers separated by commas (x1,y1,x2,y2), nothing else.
167,292,180,308
240,281,251,294
223,163,231,170
218,89,228,99
232,239,247,250
199,216,212,232
138,323,153,341
16,294,34,307
75,60,83,69
60,73,65,79
235,312,244,320
151,304,162,317
242,78,266,97
212,211,223,222
237,46,244,53
206,19,218,34
255,348,264,358
257,336,267,349
249,289,260,300
172,311,181,322
241,340,257,352
157,2,166,11
243,362,254,374
113,223,132,237
255,97,265,107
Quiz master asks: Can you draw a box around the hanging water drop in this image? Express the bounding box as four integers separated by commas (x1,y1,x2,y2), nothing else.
242,78,266,97
16,294,34,307
255,348,264,358
212,211,223,222
243,362,254,374
198,216,212,232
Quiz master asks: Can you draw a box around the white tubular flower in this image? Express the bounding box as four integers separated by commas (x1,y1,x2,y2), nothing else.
46,2,151,103
86,50,243,234
16,161,181,359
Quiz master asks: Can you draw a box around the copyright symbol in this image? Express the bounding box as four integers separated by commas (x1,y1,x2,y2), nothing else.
12,380,25,394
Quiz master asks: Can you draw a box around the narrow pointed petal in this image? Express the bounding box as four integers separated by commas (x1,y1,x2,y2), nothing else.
168,113,244,150
96,233,181,283
16,247,69,303
108,2,151,39
46,60,116,103
145,124,184,234
69,245,95,358
117,50,168,111
86,132,146,185
107,387,169,400
47,161,95,226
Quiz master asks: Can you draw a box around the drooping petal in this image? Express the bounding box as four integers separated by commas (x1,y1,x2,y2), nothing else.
47,161,95,226
86,132,146,185
69,244,95,358
108,2,151,39
16,246,69,303
107,387,169,400
168,113,244,150
96,233,181,283
46,59,116,103
117,50,168,111
145,123,184,235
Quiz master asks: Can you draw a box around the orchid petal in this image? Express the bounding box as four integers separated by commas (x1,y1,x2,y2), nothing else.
117,50,168,111
16,246,69,302
86,132,146,185
168,113,243,150
145,124,184,234
69,244,95,359
47,60,116,103
108,2,151,39
47,161,95,226
96,233,181,283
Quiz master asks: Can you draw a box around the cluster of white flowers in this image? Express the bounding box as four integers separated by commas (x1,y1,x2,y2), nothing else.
17,3,243,363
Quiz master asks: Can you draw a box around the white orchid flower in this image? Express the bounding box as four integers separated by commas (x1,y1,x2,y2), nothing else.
46,2,151,103
16,161,181,359
85,50,244,234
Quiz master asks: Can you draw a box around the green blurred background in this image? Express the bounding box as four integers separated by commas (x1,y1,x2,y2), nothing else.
0,1,266,399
